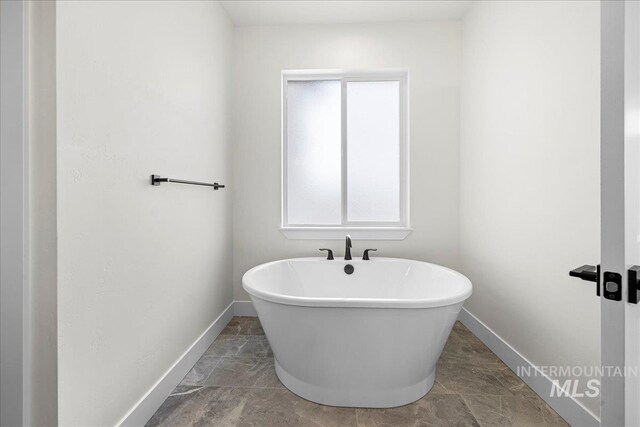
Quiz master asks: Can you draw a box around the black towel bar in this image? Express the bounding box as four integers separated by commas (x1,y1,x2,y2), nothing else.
151,174,225,190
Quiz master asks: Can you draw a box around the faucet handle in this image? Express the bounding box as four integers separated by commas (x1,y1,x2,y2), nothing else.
362,249,377,260
319,248,334,260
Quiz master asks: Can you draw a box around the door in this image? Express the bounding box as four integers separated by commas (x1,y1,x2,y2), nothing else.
572,1,640,425
601,1,640,425
624,1,640,426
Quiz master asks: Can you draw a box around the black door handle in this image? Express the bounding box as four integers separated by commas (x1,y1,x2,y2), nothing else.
569,264,600,296
569,265,597,281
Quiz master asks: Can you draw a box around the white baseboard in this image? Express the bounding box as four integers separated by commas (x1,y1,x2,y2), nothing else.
117,302,235,427
234,300,257,316
457,308,599,427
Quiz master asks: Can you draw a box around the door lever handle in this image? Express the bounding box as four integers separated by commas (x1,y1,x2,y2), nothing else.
569,265,598,282
569,264,600,296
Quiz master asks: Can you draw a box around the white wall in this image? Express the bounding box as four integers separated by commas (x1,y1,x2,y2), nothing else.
460,0,600,415
232,22,462,300
28,1,58,425
56,2,233,425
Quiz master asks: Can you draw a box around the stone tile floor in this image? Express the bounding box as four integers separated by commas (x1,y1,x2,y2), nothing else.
147,317,568,426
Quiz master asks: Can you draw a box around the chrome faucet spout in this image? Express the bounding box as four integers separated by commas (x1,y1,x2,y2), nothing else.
345,235,352,260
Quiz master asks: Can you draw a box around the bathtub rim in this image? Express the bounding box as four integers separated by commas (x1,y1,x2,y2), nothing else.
242,257,472,309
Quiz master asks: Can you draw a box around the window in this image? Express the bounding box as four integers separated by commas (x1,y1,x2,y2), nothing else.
281,70,410,240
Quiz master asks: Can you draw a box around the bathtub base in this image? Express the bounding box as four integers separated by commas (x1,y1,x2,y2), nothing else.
274,359,435,408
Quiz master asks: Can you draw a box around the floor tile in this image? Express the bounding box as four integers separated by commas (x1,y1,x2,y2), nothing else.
461,394,569,427
220,317,244,335
490,365,539,398
205,335,250,358
239,317,265,335
440,325,506,369
179,354,220,386
239,388,357,426
237,336,272,358
430,378,455,395
205,335,272,359
205,357,284,388
452,321,475,338
145,386,250,427
221,317,265,336
356,393,480,427
436,362,513,397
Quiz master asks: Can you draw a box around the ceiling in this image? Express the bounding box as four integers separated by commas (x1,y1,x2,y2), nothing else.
220,1,472,26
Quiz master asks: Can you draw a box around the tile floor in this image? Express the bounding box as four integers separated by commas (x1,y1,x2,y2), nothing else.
147,317,568,426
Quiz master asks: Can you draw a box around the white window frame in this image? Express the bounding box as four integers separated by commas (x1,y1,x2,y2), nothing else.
280,69,411,240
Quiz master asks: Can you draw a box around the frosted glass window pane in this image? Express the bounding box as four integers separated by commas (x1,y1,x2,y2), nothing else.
286,80,342,225
347,81,401,222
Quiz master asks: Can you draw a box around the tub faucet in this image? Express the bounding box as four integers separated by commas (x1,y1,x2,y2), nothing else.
344,235,352,260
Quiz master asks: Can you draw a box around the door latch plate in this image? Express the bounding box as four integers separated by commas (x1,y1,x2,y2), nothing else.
603,271,622,301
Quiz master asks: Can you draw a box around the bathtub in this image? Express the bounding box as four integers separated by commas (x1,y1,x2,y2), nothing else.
242,257,472,408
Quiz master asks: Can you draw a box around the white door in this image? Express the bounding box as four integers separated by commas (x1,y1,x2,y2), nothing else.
624,1,640,426
574,1,640,425
599,1,640,426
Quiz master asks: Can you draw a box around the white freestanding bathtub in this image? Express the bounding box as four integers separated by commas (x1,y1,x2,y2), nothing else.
242,257,472,408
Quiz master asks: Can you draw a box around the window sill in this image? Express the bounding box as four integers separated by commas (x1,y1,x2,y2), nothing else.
279,227,413,240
